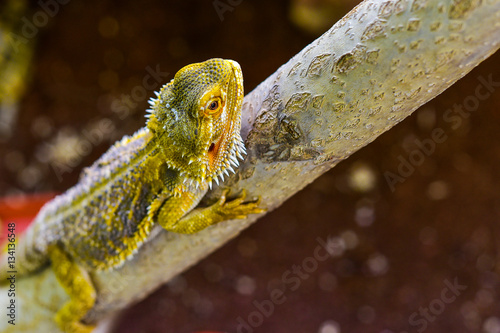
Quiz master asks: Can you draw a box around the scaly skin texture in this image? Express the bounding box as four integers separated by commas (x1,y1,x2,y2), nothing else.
0,58,264,333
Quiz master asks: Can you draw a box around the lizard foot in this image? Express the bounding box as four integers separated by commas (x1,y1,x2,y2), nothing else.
158,188,266,234
212,189,265,220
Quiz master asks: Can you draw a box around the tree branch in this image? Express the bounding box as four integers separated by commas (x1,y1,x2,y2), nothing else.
2,0,500,331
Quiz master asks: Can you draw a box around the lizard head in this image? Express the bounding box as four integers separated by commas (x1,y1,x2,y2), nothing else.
147,58,245,188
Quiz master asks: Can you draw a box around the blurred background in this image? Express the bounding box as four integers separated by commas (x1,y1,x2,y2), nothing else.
0,0,499,332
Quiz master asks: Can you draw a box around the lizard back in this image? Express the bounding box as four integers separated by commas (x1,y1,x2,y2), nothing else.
19,128,183,271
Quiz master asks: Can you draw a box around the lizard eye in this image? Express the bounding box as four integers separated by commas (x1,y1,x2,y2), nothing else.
204,97,223,116
208,101,218,110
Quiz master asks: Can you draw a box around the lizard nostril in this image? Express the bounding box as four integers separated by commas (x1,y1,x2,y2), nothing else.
208,143,215,152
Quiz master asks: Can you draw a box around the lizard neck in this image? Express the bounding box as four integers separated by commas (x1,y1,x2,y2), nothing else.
142,129,206,193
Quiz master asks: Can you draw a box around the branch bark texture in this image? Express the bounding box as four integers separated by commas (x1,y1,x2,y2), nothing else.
2,0,500,331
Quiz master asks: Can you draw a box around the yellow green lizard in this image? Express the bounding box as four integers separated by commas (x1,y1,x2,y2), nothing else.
0,58,264,333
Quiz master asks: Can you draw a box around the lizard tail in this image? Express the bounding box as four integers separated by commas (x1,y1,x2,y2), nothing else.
0,224,49,284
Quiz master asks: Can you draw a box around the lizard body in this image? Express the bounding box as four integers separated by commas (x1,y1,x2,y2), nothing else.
0,59,263,332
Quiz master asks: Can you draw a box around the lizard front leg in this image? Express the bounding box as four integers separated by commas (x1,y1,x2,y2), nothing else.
48,244,96,333
158,189,264,234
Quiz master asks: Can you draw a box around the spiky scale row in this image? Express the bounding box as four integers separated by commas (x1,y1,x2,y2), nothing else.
203,131,247,190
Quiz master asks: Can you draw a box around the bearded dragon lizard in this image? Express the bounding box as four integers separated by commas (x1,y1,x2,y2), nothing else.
0,58,264,333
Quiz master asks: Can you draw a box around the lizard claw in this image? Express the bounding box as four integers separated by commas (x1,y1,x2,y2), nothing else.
214,189,265,220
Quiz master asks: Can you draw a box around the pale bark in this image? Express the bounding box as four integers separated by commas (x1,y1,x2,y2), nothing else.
2,0,500,331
